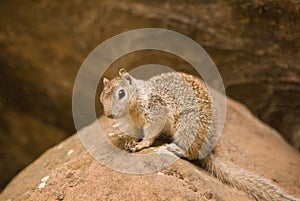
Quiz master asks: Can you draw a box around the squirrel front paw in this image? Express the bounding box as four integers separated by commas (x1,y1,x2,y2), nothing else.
129,143,144,152
129,139,154,152
124,139,138,151
130,146,139,152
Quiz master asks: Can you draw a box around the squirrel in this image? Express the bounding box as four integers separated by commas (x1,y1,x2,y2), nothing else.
100,68,299,201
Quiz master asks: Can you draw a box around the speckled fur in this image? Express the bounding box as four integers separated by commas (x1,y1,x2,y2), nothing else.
100,69,299,201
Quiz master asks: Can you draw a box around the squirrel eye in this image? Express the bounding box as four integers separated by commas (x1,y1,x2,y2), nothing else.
118,89,126,99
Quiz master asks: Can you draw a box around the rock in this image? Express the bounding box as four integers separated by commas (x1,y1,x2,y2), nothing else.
0,108,67,190
1,98,299,200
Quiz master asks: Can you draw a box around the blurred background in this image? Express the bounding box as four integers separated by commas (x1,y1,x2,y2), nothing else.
0,0,299,191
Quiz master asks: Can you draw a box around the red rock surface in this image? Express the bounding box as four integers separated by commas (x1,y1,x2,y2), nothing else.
1,98,299,201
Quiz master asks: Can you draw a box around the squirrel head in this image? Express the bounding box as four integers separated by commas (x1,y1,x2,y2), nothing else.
100,68,137,119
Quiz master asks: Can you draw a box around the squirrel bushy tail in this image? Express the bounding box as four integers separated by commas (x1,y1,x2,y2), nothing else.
201,153,299,201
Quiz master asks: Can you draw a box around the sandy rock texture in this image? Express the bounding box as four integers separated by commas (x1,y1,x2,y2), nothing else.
0,0,299,190
1,98,299,201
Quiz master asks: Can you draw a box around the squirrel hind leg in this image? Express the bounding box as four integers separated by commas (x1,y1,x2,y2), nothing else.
166,143,185,158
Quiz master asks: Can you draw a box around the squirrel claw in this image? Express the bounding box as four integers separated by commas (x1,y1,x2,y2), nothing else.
130,147,138,152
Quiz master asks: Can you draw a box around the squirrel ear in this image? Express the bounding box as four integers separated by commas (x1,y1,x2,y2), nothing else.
119,68,127,76
119,68,135,85
124,74,134,85
103,77,109,85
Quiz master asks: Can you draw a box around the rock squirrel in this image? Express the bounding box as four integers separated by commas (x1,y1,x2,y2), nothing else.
100,68,299,201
